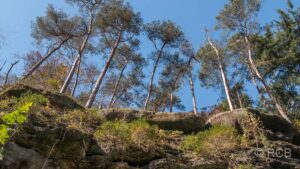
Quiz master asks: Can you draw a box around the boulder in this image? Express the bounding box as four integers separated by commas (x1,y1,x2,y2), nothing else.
206,108,300,145
0,84,83,110
102,109,206,134
147,112,205,134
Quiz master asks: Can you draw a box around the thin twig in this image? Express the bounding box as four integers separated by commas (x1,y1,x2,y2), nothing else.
41,129,67,169
0,60,6,72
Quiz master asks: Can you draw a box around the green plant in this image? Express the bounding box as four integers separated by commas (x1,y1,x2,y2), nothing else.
240,112,267,148
0,102,33,145
0,99,10,110
0,125,9,145
0,92,47,113
58,109,102,133
47,78,60,90
17,92,48,106
181,125,240,158
129,119,159,151
2,102,33,125
94,120,131,152
294,120,300,132
94,119,160,153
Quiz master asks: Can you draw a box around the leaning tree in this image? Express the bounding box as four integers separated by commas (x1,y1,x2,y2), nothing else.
85,0,142,108
60,0,103,94
143,20,184,110
216,0,291,123
197,37,234,111
20,5,84,81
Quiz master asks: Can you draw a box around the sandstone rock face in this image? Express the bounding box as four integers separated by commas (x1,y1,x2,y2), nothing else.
103,109,206,134
1,107,299,169
206,108,300,145
147,112,205,134
0,84,83,110
0,87,300,168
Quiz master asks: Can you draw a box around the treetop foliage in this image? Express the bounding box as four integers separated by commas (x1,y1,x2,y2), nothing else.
32,5,85,45
216,0,261,35
144,20,184,49
0,0,299,118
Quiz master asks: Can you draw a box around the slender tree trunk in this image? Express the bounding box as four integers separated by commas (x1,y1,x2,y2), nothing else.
60,19,93,94
187,65,198,115
4,61,19,85
20,38,70,81
245,36,291,123
112,89,127,107
207,38,234,111
108,59,128,108
85,32,122,108
144,44,166,110
236,90,243,108
112,92,122,107
169,93,173,112
247,63,268,108
71,59,81,97
162,97,167,112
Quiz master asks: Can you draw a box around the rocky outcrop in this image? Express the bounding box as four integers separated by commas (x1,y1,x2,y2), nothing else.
0,107,206,169
1,87,300,168
206,108,300,145
103,109,205,134
0,84,83,110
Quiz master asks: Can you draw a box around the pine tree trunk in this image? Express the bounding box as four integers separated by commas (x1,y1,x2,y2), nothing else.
247,63,268,108
162,98,167,112
236,90,243,108
111,92,123,107
85,32,122,108
71,59,81,97
108,59,128,108
143,43,166,110
60,18,93,94
207,38,234,111
169,93,173,112
244,36,291,123
20,38,70,81
187,65,198,115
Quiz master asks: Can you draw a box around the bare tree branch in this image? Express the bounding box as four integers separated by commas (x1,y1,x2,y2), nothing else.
4,60,19,86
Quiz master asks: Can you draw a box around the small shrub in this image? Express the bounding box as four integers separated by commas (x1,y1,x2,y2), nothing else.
17,92,48,106
94,119,160,153
181,125,240,158
294,120,300,132
129,119,159,151
240,112,267,148
58,110,102,133
0,100,10,110
94,120,131,152
47,78,60,90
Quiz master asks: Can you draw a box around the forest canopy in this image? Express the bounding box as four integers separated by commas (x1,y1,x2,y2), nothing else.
0,0,299,123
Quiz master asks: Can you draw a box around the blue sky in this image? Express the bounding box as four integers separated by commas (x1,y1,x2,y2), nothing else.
0,0,299,111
